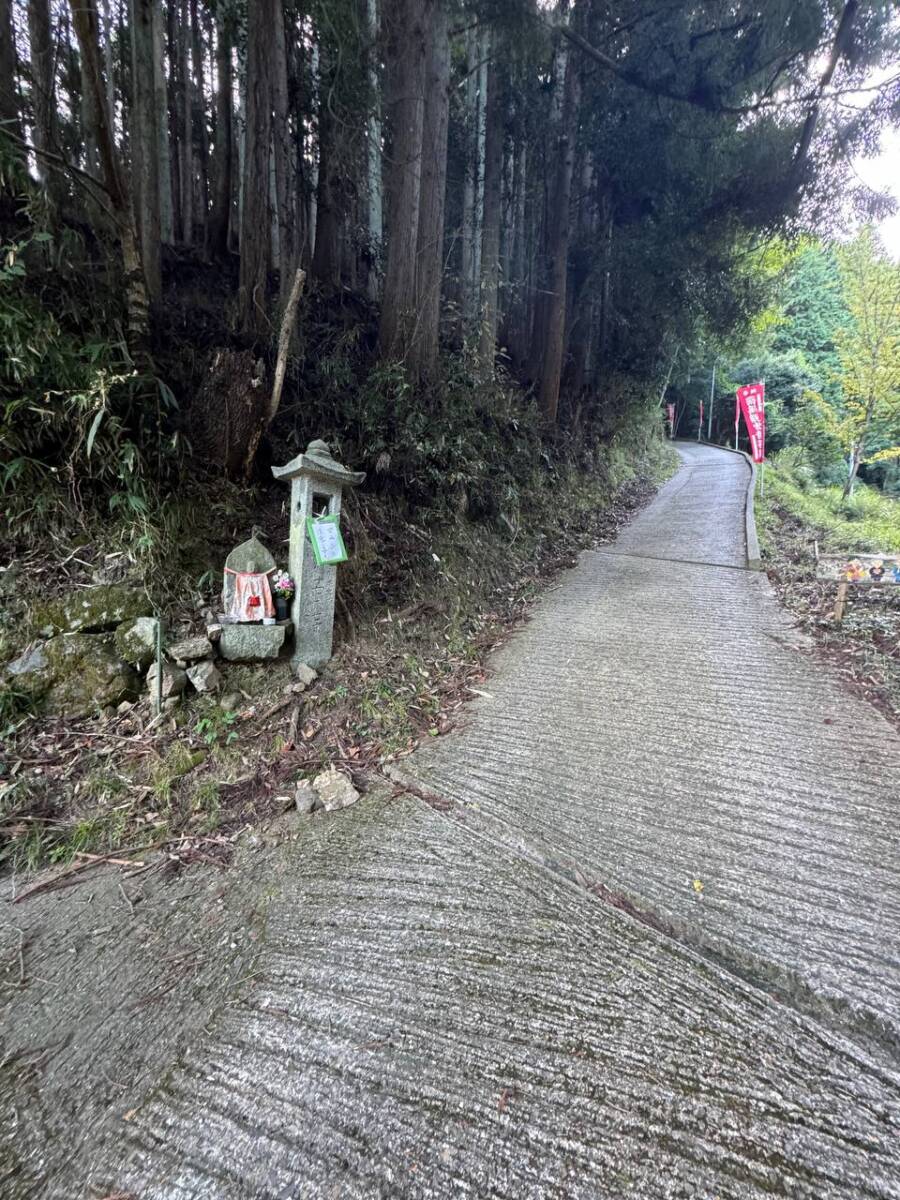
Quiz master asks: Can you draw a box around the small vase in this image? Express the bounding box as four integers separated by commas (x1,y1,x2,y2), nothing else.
275,596,289,621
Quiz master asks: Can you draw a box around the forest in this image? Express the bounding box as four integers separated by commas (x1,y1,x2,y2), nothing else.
1,2,900,855
1,0,897,533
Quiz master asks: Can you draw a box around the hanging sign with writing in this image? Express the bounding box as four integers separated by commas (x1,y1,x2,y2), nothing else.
736,382,766,462
306,514,349,566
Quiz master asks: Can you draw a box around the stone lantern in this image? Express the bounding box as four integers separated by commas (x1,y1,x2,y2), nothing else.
272,439,365,669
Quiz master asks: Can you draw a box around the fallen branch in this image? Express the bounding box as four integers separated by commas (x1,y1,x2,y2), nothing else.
12,843,155,904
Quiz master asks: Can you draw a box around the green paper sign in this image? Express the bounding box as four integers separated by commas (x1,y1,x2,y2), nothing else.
306,514,349,566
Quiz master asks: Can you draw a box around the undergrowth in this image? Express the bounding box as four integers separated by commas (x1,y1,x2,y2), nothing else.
758,447,900,556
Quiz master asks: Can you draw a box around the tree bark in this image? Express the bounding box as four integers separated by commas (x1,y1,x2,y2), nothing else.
565,152,596,397
365,0,382,299
460,25,477,325
177,0,192,243
209,4,233,256
153,0,174,244
538,43,580,425
28,0,62,203
130,0,162,299
410,0,449,383
312,49,342,290
477,47,503,373
189,0,209,249
272,0,293,292
68,0,150,350
238,0,275,338
377,0,430,364
0,0,21,142
508,137,528,357
166,0,181,237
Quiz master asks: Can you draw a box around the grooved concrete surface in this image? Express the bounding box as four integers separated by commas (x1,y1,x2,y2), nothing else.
6,444,900,1198
406,445,900,1048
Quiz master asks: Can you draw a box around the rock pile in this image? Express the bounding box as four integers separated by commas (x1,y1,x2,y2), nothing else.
5,582,317,720
5,583,221,719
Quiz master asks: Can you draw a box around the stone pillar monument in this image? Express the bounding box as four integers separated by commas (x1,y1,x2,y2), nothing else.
272,440,365,669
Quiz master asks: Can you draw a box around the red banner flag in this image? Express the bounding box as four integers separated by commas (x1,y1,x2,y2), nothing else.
736,382,765,463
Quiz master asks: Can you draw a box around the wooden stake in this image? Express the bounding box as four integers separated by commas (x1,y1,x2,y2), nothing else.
833,580,849,623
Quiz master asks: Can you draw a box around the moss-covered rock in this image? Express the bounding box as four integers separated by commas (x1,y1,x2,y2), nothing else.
34,584,153,636
115,616,160,669
5,633,140,717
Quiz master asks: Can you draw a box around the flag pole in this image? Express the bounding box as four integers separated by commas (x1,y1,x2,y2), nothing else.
707,362,716,441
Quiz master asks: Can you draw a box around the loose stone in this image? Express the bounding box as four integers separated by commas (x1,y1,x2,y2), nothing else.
294,782,317,815
187,660,222,694
312,767,360,812
115,616,160,670
294,662,318,687
147,661,187,698
167,635,213,662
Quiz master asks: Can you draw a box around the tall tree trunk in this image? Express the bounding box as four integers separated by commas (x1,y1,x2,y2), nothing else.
365,0,382,299
101,0,115,129
68,0,150,350
410,0,449,383
189,0,209,249
478,47,503,373
504,140,527,360
311,58,342,291
153,0,174,243
210,3,233,257
377,0,430,363
530,34,568,381
307,38,319,256
166,0,181,237
130,0,162,299
28,0,63,204
598,207,613,364
538,43,580,425
0,0,21,142
565,153,595,397
177,0,192,243
238,0,275,337
79,37,101,176
474,29,487,298
272,0,293,294
460,25,477,324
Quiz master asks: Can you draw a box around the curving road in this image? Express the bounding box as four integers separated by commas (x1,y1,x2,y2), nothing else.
5,444,900,1199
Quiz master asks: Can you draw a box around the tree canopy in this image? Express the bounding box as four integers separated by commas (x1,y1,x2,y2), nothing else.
1,0,898,525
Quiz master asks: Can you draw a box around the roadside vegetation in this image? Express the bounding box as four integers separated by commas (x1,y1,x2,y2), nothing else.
758,450,900,730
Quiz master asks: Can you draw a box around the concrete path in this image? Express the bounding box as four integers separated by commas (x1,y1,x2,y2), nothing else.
5,444,900,1198
404,444,900,1050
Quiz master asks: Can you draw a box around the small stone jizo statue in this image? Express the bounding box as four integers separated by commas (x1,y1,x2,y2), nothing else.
222,535,277,623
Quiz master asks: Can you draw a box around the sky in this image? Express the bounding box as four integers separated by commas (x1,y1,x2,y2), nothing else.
852,123,900,259
846,58,900,260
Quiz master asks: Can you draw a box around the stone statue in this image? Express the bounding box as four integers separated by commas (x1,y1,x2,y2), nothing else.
222,535,276,623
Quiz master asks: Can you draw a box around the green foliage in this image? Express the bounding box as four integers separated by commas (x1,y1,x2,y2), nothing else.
833,228,900,481
0,170,182,541
194,707,239,747
771,242,847,402
763,451,900,554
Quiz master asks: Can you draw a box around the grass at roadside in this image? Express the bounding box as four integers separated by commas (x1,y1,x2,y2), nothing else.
756,451,900,729
756,449,900,558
